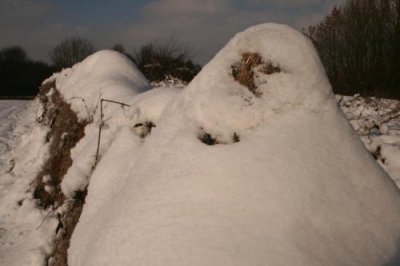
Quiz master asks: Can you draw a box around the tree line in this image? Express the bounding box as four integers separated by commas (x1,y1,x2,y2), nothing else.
0,37,201,98
0,46,54,97
2,0,400,99
306,0,400,99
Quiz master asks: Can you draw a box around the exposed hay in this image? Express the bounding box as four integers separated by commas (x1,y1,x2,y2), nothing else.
32,81,89,266
50,190,87,266
231,53,280,96
34,81,88,208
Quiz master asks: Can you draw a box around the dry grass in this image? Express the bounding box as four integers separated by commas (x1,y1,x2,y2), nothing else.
231,53,280,96
50,190,87,266
32,81,89,266
34,81,88,208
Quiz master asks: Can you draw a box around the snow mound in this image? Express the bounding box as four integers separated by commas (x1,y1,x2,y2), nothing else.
70,24,400,265
49,50,150,121
60,86,179,199
0,51,178,265
178,23,332,141
51,50,156,199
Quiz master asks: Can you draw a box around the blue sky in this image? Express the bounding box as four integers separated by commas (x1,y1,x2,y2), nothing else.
0,0,342,64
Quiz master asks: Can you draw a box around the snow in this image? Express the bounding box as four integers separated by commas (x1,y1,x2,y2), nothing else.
0,100,57,266
51,50,178,199
48,50,151,121
66,24,400,265
61,86,179,199
0,50,154,265
338,95,400,187
0,101,27,170
1,23,400,266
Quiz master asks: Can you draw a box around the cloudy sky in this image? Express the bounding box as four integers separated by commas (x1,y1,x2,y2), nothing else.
0,0,342,64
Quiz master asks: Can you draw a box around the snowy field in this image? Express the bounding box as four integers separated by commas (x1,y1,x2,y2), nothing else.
1,23,400,265
0,101,28,169
0,99,57,265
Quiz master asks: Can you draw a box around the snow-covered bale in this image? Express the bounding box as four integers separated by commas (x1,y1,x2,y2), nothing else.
70,24,400,265
50,50,150,121
51,50,151,198
36,51,155,265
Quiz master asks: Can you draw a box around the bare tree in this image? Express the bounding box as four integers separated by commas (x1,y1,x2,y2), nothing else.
112,43,126,54
0,46,53,97
306,0,400,99
0,46,28,63
132,37,201,82
50,37,95,69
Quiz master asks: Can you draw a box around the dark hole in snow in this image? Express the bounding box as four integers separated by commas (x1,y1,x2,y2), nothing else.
233,132,240,143
45,132,51,143
200,132,217,145
73,189,87,203
133,121,155,138
55,213,63,234
198,130,240,145
371,145,381,160
371,145,386,164
262,62,281,75
6,159,15,173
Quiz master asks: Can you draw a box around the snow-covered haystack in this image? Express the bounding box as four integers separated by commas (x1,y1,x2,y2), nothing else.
69,24,400,265
0,50,177,265
49,50,179,265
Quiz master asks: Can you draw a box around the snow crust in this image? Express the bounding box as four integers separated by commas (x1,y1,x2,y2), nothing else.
68,24,400,265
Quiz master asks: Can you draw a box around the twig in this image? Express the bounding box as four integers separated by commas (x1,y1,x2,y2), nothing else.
93,98,130,168
380,111,400,125
100,99,130,107
70,97,92,121
94,99,104,167
36,209,55,230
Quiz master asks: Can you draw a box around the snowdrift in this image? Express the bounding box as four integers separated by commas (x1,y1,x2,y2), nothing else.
66,24,400,265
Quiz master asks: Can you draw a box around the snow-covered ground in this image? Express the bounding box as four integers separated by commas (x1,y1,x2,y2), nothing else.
1,23,400,265
0,100,57,266
338,95,400,186
0,101,28,170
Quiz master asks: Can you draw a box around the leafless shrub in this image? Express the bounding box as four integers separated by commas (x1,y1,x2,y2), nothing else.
306,0,400,99
50,37,95,69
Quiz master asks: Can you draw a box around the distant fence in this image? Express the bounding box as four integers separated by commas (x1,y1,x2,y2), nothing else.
0,96,36,100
